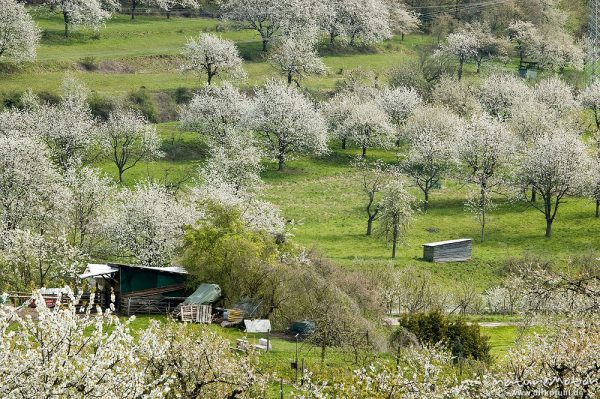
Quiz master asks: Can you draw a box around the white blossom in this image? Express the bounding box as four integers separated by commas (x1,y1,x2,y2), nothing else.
102,181,198,267
270,33,327,87
0,136,66,231
533,76,577,117
64,166,115,251
193,180,285,236
220,0,318,51
377,179,415,259
378,86,422,142
518,131,589,237
44,0,119,37
252,80,328,170
199,130,263,192
181,33,246,85
0,0,41,64
385,1,420,40
98,109,163,183
457,114,515,241
401,105,463,210
0,294,267,398
436,30,479,80
431,75,481,117
179,82,253,146
478,73,531,120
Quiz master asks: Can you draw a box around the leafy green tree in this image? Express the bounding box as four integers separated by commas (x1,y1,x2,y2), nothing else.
397,311,491,362
180,205,280,310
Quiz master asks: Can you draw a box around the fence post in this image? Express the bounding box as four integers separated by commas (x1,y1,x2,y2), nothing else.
280,377,284,399
127,297,131,316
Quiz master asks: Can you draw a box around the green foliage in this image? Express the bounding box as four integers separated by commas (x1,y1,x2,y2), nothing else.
180,204,280,307
1,92,23,110
88,93,117,120
174,87,193,104
126,88,158,122
79,56,99,71
397,311,491,362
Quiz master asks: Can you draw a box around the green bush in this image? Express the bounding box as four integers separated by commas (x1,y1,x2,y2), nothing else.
127,88,157,122
397,312,491,362
1,92,23,109
37,91,61,105
88,94,116,121
80,56,99,71
174,87,193,104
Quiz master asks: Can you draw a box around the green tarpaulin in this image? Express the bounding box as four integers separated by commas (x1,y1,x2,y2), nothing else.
182,284,221,305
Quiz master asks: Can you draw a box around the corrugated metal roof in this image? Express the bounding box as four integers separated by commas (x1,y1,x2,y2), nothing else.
108,263,188,275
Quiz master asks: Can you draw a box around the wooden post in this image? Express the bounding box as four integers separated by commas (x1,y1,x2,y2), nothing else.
127,297,131,316
301,359,305,386
280,378,283,399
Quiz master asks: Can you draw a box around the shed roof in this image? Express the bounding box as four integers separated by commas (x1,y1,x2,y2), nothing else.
423,238,472,247
108,263,188,275
79,264,119,279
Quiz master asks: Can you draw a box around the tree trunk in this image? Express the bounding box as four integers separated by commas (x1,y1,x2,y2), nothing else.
545,219,553,238
131,0,137,20
330,31,336,45
531,187,537,202
596,200,599,218
262,38,268,52
423,190,429,211
391,223,399,258
362,146,367,157
277,155,285,171
457,58,464,80
207,72,213,85
367,217,374,235
476,58,482,73
167,10,171,19
63,11,70,37
341,138,346,149
401,32,405,41
480,209,485,242
287,71,293,85
118,168,124,184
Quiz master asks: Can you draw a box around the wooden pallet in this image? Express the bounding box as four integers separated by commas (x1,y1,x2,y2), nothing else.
180,304,212,323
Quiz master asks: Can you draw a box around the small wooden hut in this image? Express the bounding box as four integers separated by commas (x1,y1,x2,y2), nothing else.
422,239,472,262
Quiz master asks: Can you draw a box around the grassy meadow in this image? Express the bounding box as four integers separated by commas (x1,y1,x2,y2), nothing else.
0,10,594,290
0,11,594,388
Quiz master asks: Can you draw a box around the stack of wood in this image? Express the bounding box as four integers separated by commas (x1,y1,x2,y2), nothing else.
180,304,212,323
226,309,244,324
422,239,472,262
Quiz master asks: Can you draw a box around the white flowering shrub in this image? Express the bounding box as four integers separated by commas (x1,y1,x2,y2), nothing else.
0,0,41,64
102,181,199,267
0,290,267,398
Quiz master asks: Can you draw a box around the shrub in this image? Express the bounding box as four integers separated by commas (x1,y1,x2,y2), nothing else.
37,91,61,105
1,91,23,109
80,56,98,71
127,88,157,123
174,87,193,104
397,311,491,362
88,94,116,121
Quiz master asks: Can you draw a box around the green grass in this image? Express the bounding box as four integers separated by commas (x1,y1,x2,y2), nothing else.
260,147,600,290
93,126,600,291
1,9,592,375
481,325,520,358
0,12,432,96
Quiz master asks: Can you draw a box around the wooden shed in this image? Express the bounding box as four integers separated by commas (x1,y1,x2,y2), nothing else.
422,239,472,262
79,263,189,314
